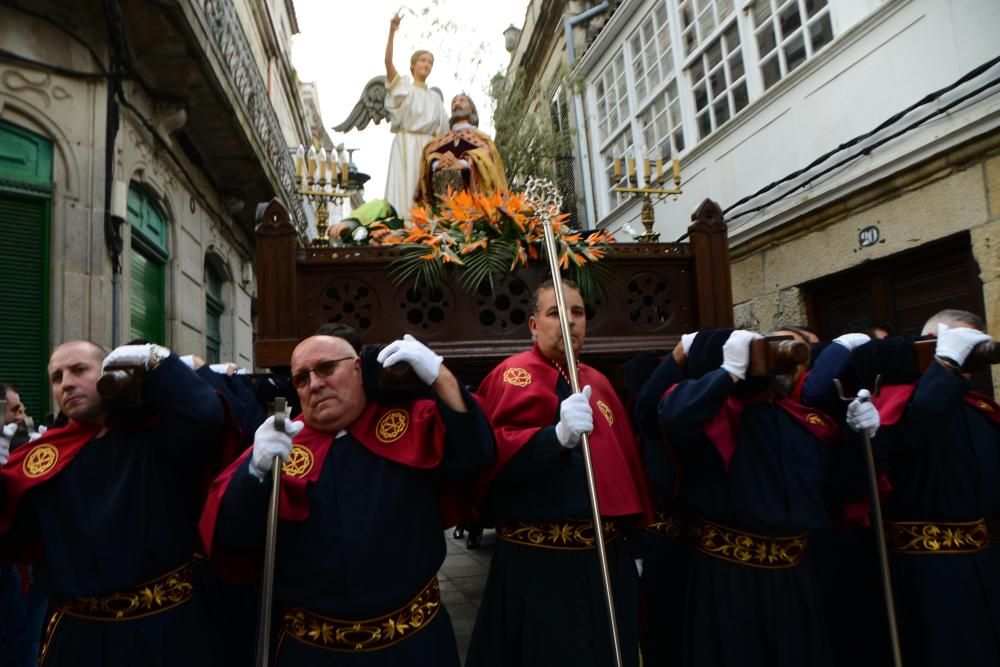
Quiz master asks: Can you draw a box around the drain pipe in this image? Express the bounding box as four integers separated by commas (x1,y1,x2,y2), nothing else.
563,1,609,230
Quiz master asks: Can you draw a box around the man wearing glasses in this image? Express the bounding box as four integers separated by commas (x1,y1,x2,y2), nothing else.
201,333,494,666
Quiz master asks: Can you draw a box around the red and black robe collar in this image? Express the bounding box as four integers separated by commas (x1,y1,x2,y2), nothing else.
472,345,653,521
199,396,464,561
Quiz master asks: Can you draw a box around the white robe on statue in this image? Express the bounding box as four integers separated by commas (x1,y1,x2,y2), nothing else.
384,74,448,218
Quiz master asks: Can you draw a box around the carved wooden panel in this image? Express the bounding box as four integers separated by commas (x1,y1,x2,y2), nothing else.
254,199,733,385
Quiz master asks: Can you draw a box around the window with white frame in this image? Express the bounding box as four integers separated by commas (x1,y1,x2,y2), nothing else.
677,0,736,57
688,21,748,140
753,0,835,90
639,80,684,161
630,2,674,103
601,130,636,210
594,50,630,144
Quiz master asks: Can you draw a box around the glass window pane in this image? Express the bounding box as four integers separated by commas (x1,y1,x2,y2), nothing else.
674,128,685,153
707,40,723,67
779,2,802,38
757,25,776,55
684,28,698,56
656,3,668,27
805,0,827,19
689,58,705,82
724,22,740,48
709,67,727,98
761,55,781,89
713,96,730,126
728,53,744,81
784,32,806,71
809,13,833,52
697,111,712,139
732,81,749,112
693,83,708,110
752,0,772,23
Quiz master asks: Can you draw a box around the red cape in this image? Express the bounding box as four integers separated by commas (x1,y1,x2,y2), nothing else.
199,397,466,560
472,346,654,521
695,388,841,471
0,420,102,534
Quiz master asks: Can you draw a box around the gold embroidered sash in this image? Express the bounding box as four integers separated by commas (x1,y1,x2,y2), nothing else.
40,557,199,666
887,518,989,554
642,511,686,539
496,519,620,550
279,577,441,653
692,517,807,569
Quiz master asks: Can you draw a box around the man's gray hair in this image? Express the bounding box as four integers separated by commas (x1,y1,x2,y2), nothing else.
453,93,479,126
921,308,985,335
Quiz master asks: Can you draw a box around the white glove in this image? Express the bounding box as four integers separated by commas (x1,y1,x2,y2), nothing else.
28,425,47,442
680,332,697,356
721,330,762,381
180,354,196,369
210,363,237,375
935,323,991,366
249,416,306,481
377,334,443,385
846,389,880,438
555,385,593,449
833,333,871,351
103,343,171,371
0,423,16,465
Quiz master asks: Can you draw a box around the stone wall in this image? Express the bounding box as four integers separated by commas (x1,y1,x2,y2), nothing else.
730,130,1000,387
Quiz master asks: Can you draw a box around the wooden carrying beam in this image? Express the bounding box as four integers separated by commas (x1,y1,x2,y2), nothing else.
253,198,734,382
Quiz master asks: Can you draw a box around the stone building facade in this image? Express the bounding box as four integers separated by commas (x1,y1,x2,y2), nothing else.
0,0,312,417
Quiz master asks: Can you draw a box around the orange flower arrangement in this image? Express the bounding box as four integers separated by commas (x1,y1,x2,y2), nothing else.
370,189,615,295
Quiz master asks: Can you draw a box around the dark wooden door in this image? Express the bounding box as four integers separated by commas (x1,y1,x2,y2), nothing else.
804,232,989,392
804,232,983,338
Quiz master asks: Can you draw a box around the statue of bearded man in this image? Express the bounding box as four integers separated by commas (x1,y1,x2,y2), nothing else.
414,94,509,206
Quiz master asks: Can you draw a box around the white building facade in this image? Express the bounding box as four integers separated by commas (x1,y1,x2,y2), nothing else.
564,0,1000,382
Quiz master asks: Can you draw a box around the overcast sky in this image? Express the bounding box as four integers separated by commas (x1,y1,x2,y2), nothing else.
291,0,531,202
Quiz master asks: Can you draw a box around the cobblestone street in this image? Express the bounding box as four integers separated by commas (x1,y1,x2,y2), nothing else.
439,528,495,664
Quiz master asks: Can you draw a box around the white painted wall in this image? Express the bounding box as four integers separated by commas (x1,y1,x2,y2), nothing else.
576,0,1000,242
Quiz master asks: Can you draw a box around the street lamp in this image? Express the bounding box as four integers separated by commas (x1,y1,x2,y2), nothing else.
503,24,521,53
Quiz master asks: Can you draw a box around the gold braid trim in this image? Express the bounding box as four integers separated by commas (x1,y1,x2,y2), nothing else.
642,511,686,539
279,577,441,653
496,519,620,550
887,518,989,554
54,557,198,622
38,608,64,667
693,517,807,569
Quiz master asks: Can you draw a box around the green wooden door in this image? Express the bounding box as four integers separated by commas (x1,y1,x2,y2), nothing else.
127,185,168,345
0,121,52,419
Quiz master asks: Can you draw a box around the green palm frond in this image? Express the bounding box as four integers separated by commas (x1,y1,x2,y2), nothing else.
458,240,518,294
388,245,446,291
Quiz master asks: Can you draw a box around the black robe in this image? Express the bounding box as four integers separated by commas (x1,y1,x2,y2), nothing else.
658,368,840,667
884,361,1000,666
0,355,226,667
211,389,494,666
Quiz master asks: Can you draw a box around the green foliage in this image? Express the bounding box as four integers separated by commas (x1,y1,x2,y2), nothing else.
489,69,574,187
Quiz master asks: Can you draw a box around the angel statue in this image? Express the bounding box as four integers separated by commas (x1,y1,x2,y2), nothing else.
334,12,448,220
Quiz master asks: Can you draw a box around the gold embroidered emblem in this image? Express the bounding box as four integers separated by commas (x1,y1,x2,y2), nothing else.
978,400,993,412
597,400,614,426
806,413,825,426
376,410,408,443
281,445,314,478
23,444,58,478
502,367,532,387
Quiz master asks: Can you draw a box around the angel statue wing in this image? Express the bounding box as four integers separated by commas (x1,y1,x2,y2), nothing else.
333,76,389,133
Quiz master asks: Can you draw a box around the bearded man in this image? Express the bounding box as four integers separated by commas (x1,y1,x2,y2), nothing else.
414,94,508,206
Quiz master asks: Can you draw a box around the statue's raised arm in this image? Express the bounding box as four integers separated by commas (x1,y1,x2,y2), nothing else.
376,13,450,218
